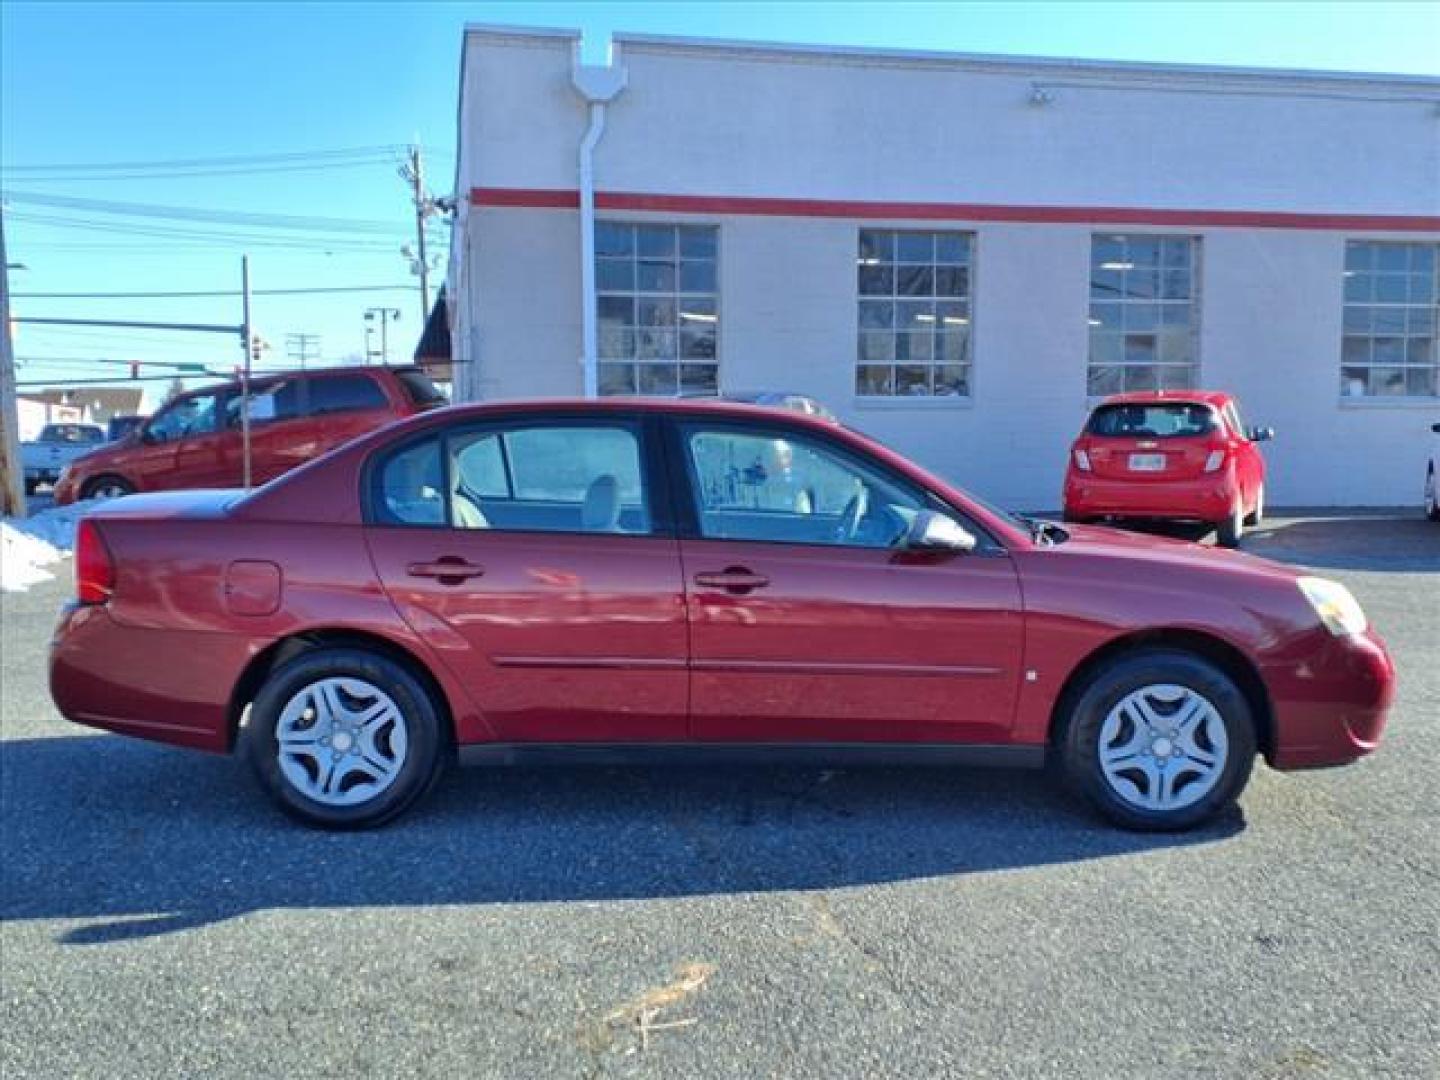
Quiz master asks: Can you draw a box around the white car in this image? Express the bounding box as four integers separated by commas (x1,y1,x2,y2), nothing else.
1428,421,1440,522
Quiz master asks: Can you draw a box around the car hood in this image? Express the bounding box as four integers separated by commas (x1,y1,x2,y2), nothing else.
1052,522,1304,583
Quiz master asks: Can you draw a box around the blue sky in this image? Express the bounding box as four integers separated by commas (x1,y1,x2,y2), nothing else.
3,1,1437,401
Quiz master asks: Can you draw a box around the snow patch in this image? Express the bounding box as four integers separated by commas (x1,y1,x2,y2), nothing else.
1,501,100,593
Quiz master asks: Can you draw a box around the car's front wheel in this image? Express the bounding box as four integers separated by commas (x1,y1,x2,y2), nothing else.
1059,649,1256,831
244,647,447,829
81,475,135,501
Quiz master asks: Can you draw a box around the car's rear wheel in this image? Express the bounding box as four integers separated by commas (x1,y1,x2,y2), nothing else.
1426,466,1440,522
1059,649,1256,831
1244,484,1265,527
1215,502,1244,548
244,647,446,829
81,475,135,501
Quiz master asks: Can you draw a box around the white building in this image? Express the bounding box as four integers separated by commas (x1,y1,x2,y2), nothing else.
446,26,1440,508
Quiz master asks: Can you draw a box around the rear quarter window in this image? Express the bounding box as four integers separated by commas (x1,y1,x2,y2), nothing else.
308,374,389,416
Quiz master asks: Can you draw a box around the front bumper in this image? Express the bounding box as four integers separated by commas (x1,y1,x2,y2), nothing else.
1064,474,1237,522
1264,629,1395,770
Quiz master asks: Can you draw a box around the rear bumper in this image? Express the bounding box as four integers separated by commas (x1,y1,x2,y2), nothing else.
49,603,252,754
1264,629,1395,770
1064,474,1237,522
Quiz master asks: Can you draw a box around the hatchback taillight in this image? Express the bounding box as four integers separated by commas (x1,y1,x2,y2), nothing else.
1073,447,1092,472
75,519,115,605
1203,449,1226,473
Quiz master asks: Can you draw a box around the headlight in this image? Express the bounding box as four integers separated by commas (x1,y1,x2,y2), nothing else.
1297,576,1368,637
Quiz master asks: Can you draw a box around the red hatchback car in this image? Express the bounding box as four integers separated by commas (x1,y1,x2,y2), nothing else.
52,365,445,505
1063,391,1273,547
50,398,1391,831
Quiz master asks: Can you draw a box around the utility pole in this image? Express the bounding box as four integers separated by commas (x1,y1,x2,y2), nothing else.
400,144,432,321
363,307,400,365
0,214,26,517
240,255,253,490
285,333,321,370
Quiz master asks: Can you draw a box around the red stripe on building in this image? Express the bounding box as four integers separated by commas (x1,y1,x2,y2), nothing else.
470,187,1440,232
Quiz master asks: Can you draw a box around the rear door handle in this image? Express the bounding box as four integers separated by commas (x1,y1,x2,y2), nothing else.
407,558,485,583
693,567,770,594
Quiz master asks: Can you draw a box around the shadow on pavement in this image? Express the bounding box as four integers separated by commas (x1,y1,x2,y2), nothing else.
1,735,1242,943
1241,516,1439,573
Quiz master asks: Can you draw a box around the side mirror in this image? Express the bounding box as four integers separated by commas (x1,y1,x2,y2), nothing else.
1248,426,1275,443
904,510,978,553
139,426,159,445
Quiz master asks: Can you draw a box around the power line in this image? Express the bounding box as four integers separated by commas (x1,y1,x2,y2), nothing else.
5,211,402,252
14,284,418,298
0,145,411,172
2,191,408,235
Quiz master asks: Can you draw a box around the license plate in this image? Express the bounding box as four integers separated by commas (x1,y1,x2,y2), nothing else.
1129,453,1166,472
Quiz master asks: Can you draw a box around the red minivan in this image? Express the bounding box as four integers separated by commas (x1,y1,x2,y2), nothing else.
1063,391,1273,547
53,366,445,504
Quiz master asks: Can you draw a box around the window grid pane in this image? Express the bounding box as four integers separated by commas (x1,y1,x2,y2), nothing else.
1340,241,1440,399
856,229,974,397
595,222,719,397
1088,234,1200,396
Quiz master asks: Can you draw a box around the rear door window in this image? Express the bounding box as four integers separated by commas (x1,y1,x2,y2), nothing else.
1087,403,1218,438
308,374,388,416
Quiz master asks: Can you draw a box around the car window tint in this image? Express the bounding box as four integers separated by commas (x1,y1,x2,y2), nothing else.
683,426,924,548
309,374,387,416
374,437,445,526
448,424,650,535
146,392,223,441
1087,403,1218,438
226,379,304,426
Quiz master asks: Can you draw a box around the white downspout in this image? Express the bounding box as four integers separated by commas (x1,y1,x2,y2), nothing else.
571,44,627,398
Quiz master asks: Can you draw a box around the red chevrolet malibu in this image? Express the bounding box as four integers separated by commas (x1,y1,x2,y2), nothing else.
1063,391,1272,547
50,399,1392,831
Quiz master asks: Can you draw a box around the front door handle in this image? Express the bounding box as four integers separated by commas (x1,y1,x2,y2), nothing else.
407,557,485,584
693,566,770,594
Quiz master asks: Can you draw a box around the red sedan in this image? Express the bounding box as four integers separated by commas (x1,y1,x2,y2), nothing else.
50,399,1392,831
1063,391,1273,547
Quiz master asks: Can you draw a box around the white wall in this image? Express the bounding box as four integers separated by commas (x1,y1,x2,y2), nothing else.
453,29,1440,507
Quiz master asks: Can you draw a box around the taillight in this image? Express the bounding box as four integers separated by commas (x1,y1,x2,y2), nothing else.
1073,447,1092,472
75,519,115,605
1203,449,1226,473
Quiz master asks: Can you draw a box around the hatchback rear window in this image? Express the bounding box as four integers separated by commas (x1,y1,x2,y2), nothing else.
395,370,448,408
1087,403,1218,438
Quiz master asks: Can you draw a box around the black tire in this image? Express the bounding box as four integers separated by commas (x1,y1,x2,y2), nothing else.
244,647,447,829
1058,649,1257,831
1243,484,1265,528
1426,466,1440,522
1061,509,1089,524
81,475,135,501
1215,502,1244,548
24,478,38,496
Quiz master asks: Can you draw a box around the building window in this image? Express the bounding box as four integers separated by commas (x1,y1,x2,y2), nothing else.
1088,235,1200,395
1341,241,1438,398
856,230,973,398
595,222,719,396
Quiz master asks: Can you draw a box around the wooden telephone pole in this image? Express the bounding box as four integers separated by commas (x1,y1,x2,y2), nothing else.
0,213,26,518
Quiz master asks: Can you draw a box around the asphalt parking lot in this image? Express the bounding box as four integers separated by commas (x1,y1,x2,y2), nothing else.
2,514,1437,1079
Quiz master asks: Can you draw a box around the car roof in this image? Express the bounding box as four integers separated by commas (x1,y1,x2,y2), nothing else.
405,396,838,426
1094,390,1234,408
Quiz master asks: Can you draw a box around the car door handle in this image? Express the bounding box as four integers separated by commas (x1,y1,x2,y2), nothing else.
693,567,770,593
407,558,485,583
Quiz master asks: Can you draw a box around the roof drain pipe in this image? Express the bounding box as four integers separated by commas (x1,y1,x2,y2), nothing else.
571,41,627,398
